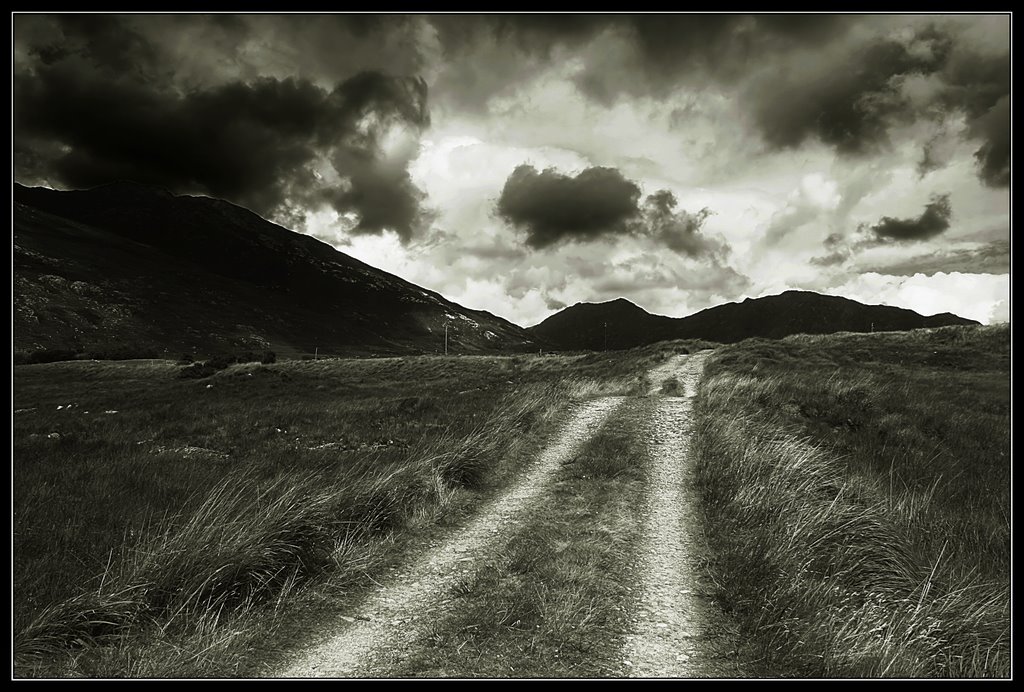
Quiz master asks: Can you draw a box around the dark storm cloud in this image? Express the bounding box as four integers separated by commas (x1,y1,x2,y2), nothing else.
601,14,846,91
933,47,1009,186
497,165,642,248
429,14,849,111
969,95,1009,187
434,15,1006,187
750,23,1009,185
14,15,433,241
752,28,952,155
497,165,724,257
912,42,1009,187
42,14,161,74
869,195,952,242
940,47,1010,119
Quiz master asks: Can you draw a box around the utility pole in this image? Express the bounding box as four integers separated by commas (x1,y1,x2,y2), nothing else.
444,324,448,356
604,322,608,351
314,347,318,360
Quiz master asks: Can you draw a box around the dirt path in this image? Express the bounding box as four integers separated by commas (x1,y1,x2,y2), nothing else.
276,351,747,678
624,351,745,678
277,396,625,678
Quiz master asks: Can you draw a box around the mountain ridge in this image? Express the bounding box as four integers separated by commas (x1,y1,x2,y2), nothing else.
530,290,980,350
14,181,982,360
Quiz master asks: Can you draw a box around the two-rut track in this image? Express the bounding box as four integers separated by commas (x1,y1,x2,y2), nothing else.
276,352,745,678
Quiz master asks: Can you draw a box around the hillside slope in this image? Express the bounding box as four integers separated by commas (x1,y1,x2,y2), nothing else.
14,183,539,359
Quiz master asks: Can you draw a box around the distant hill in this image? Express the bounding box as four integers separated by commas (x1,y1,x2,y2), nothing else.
529,291,980,351
14,182,539,360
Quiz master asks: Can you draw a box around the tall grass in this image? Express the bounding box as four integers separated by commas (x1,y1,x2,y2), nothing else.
13,382,556,675
693,325,1010,677
14,347,668,677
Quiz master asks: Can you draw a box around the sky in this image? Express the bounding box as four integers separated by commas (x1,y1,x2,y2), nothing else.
12,13,1011,326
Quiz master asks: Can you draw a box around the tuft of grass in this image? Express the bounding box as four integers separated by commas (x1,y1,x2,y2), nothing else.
693,324,1009,677
658,375,684,397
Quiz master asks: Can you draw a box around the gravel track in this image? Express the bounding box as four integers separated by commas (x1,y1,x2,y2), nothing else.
624,352,743,678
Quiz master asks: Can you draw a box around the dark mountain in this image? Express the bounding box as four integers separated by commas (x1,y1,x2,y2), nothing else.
14,182,539,359
528,298,679,351
530,291,980,350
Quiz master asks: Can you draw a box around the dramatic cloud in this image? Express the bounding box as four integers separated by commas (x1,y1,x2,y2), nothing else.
635,190,716,257
869,194,952,242
39,14,162,74
751,28,952,155
969,95,1010,186
435,14,848,105
496,165,642,248
497,166,723,258
438,16,1008,187
12,14,1009,327
14,15,433,241
940,45,1010,186
749,23,1009,186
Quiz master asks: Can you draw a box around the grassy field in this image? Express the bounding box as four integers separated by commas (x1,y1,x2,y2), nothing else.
13,341,706,677
692,324,1010,677
18,326,1003,679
